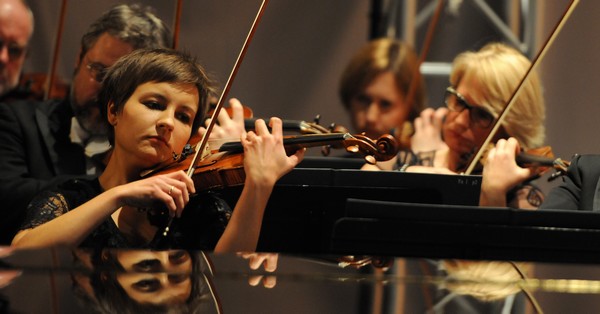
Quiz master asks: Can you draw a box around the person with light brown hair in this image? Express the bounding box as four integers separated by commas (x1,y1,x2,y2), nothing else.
339,37,426,147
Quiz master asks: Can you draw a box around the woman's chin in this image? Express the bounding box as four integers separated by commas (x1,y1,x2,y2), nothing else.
137,151,172,168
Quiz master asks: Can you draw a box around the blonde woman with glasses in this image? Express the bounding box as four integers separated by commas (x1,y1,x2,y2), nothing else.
364,42,546,209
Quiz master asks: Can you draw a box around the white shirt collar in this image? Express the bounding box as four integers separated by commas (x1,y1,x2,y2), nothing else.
69,117,110,158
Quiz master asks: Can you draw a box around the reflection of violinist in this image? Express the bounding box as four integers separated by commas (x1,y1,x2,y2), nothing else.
0,0,34,101
12,48,304,251
366,42,546,209
338,38,426,149
422,259,534,313
73,248,220,313
0,4,171,244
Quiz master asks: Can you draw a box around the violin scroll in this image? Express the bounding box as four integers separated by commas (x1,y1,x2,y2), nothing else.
342,133,397,165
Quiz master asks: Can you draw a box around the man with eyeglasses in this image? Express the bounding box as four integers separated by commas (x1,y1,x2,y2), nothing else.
0,0,33,100
0,4,171,244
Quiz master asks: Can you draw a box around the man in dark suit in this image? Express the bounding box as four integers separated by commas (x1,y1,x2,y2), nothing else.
0,3,171,244
539,154,600,211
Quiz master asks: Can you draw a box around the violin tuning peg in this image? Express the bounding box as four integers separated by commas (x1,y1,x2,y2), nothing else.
321,145,331,156
181,144,193,159
313,114,321,125
346,145,359,153
172,144,194,161
364,155,377,165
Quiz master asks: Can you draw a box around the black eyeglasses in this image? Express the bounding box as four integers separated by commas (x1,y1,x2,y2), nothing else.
0,39,27,60
444,86,495,128
86,61,108,83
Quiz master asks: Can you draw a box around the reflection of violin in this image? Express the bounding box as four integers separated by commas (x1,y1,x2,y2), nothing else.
143,132,398,192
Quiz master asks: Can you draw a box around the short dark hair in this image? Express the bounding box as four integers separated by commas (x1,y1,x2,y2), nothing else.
98,48,217,145
78,3,171,63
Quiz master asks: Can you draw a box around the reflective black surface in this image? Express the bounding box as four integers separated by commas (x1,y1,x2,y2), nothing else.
2,247,600,313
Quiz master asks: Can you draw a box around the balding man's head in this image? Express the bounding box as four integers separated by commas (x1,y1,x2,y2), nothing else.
0,0,34,97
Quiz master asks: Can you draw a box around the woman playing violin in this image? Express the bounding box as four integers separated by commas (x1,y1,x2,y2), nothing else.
365,42,546,209
11,48,305,251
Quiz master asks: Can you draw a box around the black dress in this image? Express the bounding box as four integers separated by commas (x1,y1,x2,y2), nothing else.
20,178,232,250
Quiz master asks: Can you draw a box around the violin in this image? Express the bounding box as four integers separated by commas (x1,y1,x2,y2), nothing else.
471,143,571,181
143,131,398,192
515,149,570,181
153,0,398,238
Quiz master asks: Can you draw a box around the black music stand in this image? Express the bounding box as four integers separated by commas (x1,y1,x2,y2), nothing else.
295,156,365,169
330,198,600,263
251,168,482,253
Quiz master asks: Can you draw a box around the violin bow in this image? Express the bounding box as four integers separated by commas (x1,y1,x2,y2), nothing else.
164,0,269,236
172,0,183,49
184,0,268,177
44,0,68,101
394,0,444,150
464,0,579,175
404,0,444,113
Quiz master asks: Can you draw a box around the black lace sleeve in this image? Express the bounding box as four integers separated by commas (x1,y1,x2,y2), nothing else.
167,192,232,250
20,190,70,230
